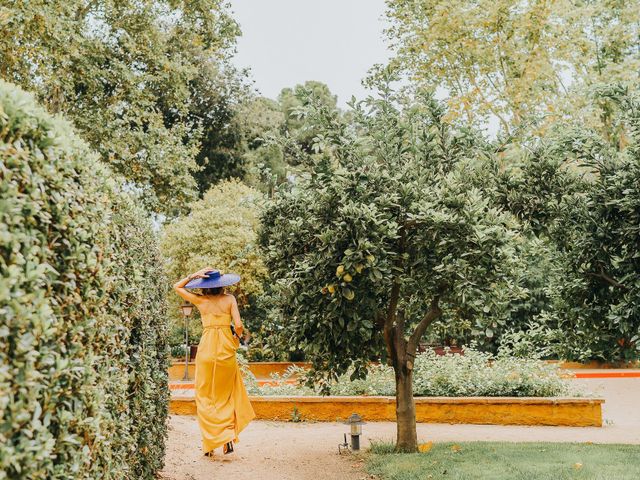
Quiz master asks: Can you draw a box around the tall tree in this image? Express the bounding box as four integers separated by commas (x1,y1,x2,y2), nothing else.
260,86,522,451
186,62,253,194
278,81,339,154
239,97,289,192
541,87,640,361
486,85,640,362
0,0,240,214
383,0,640,136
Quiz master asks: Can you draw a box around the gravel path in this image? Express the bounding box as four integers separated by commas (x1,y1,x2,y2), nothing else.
160,378,639,480
159,416,368,480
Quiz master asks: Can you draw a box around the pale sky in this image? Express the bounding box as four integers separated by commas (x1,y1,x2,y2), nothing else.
228,0,391,107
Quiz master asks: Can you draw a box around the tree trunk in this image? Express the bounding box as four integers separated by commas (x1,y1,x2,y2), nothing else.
394,363,418,452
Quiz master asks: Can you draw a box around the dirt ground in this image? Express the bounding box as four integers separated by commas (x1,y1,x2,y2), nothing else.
158,416,369,480
159,378,639,480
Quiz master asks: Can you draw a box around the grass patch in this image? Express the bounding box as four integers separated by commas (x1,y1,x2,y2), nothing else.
366,441,640,480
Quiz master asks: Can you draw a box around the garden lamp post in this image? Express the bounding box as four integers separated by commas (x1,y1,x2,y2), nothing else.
180,302,194,381
344,413,365,451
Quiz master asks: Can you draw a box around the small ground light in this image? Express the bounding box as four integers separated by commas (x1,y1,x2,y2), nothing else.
344,413,365,451
180,302,194,381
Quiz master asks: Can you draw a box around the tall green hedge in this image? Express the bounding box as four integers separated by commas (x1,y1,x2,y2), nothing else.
0,81,168,478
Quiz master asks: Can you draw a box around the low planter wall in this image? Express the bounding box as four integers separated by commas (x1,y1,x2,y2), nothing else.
168,361,310,381
168,361,196,381
548,360,640,369
170,395,603,427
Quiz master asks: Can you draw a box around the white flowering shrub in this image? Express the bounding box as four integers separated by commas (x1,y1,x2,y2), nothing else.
411,348,571,397
250,347,574,398
329,364,396,396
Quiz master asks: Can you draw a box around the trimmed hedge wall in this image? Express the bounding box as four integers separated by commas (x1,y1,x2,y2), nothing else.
0,81,169,478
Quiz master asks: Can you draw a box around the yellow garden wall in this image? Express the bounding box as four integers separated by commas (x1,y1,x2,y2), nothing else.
168,361,310,381
168,362,195,381
170,395,603,427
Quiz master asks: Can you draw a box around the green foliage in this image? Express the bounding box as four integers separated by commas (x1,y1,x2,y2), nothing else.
545,92,640,361
161,180,267,339
410,349,570,397
0,81,168,479
498,323,566,360
239,97,289,192
240,285,296,361
250,348,572,398
0,0,241,214
238,98,287,148
383,0,640,136
187,62,254,193
494,147,586,237
278,81,338,155
101,194,169,479
260,84,525,382
491,88,640,362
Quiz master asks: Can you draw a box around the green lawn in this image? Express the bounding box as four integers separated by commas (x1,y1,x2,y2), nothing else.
366,441,640,480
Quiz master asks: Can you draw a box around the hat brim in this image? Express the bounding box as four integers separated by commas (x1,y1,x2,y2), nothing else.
185,273,241,289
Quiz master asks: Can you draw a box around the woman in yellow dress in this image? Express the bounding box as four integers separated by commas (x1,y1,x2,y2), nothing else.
174,267,255,456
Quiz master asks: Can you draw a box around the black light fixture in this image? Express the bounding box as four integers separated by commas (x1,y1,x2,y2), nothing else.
180,302,193,381
344,412,366,451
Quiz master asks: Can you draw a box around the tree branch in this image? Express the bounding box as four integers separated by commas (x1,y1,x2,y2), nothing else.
586,267,627,290
396,308,406,335
384,220,408,367
384,281,401,365
75,0,99,21
406,296,442,365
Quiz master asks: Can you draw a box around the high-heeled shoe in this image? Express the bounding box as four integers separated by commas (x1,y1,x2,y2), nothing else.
223,441,234,455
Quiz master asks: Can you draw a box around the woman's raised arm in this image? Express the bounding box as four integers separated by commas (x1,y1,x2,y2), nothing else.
173,268,211,304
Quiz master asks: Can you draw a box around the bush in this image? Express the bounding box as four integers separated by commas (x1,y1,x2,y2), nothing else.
251,347,573,398
410,348,570,397
0,81,168,479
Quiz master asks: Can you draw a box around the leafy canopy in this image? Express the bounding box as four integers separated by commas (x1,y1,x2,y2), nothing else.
260,85,524,379
489,85,640,362
383,0,640,136
544,88,640,361
161,179,267,318
0,0,240,214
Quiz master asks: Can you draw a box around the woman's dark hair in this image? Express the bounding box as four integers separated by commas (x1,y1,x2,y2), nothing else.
201,287,223,296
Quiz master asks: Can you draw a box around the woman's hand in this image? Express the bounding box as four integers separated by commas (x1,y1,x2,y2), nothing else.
189,267,214,279
234,323,244,338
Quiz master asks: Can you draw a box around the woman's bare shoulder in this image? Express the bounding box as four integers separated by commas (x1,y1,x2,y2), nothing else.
222,293,237,303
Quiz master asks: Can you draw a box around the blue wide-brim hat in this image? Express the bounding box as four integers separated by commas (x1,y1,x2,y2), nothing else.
185,269,241,289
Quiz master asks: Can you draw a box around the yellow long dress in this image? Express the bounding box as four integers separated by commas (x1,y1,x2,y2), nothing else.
195,311,255,453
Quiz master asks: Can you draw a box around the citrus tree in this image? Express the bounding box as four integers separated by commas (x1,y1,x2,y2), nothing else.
260,86,523,451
